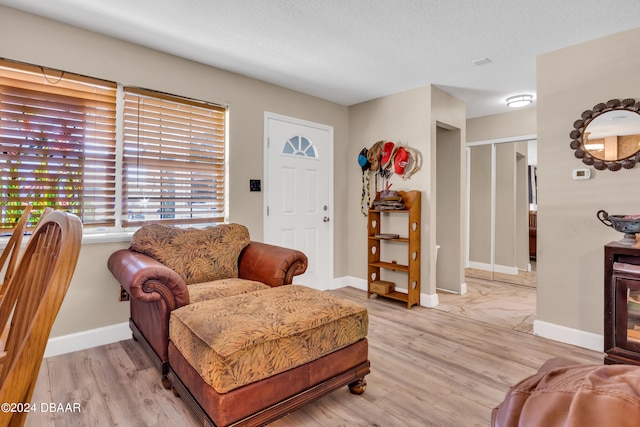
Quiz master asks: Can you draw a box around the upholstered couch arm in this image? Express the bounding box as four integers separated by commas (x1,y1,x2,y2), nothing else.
238,241,308,287
107,249,190,310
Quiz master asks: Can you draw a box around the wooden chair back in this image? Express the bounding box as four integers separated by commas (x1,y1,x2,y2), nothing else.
0,206,33,292
32,207,54,231
0,211,82,427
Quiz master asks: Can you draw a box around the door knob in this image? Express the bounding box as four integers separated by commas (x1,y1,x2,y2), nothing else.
323,216,330,222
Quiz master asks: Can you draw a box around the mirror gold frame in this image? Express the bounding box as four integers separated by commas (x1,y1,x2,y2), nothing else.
570,98,640,171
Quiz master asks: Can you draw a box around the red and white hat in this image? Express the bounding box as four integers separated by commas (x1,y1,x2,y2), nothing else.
393,146,409,175
393,145,420,180
381,141,396,170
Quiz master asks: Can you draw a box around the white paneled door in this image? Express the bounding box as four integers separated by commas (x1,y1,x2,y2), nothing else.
264,113,333,290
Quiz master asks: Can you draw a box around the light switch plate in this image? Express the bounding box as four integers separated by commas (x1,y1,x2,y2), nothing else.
249,179,261,191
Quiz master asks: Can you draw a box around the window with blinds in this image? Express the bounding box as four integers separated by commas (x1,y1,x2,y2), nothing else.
122,88,226,227
0,59,117,230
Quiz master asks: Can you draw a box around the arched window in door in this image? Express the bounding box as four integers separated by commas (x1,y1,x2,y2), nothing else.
282,135,318,158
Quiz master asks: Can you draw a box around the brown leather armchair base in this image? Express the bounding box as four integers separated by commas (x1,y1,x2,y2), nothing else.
168,339,369,427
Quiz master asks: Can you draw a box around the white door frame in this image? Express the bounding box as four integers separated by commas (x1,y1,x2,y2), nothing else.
263,112,334,288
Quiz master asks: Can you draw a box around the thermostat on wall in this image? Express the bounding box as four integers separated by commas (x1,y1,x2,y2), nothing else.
572,168,591,180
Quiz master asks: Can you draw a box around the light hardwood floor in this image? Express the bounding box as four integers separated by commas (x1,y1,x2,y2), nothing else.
26,283,601,427
436,277,536,334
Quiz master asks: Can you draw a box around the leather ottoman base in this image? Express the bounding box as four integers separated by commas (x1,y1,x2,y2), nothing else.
168,338,369,427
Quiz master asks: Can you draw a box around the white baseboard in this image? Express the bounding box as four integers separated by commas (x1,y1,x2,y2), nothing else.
468,261,492,271
468,261,519,276
330,275,354,290
339,276,367,291
44,322,131,358
420,292,439,307
496,265,519,276
460,282,467,294
436,281,467,296
533,319,603,353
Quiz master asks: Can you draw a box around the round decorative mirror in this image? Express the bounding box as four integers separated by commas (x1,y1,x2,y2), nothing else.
570,98,640,171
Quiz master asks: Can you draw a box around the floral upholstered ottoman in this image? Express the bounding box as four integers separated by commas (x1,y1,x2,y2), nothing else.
167,284,370,426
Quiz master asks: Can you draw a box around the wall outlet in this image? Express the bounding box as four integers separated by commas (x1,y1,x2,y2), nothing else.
119,286,130,302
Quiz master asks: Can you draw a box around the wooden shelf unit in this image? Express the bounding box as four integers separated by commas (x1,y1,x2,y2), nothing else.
367,190,421,309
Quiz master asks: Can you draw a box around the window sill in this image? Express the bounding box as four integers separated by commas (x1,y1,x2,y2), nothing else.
82,232,133,244
0,231,133,250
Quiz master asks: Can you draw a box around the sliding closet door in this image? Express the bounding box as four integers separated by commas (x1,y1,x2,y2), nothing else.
494,142,529,279
467,139,536,285
467,145,492,279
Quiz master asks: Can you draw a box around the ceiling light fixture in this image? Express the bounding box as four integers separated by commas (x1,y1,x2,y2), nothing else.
506,94,533,108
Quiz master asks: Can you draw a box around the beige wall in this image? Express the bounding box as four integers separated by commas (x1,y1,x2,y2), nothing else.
348,86,465,300
467,108,536,142
0,6,349,337
536,27,640,339
348,87,432,292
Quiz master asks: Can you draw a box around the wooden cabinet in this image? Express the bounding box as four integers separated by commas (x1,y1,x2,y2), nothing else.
604,242,640,365
367,190,421,309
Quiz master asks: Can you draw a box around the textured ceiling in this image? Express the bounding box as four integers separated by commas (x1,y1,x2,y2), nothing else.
1,0,640,118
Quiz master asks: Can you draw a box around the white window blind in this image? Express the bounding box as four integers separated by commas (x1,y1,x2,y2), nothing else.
0,59,117,229
122,87,226,227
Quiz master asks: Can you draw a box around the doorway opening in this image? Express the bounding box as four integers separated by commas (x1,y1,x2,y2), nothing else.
435,123,465,295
